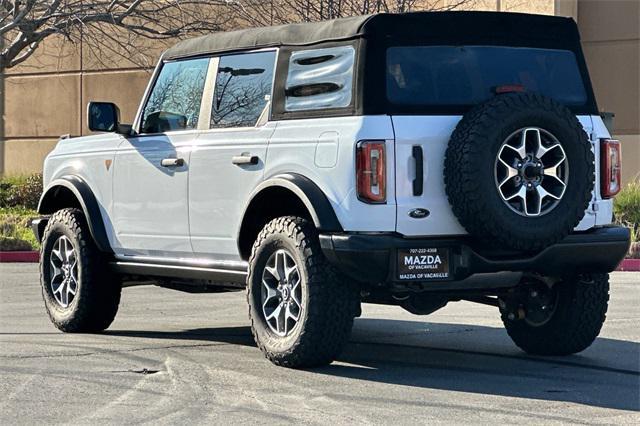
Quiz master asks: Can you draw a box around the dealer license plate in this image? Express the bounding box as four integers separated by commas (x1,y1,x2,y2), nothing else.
397,248,450,281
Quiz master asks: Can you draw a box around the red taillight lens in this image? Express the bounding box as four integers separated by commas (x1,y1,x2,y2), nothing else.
601,139,622,198
356,141,386,203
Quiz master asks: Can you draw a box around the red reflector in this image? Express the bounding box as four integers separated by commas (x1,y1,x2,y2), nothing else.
356,141,386,204
601,139,622,198
494,84,526,94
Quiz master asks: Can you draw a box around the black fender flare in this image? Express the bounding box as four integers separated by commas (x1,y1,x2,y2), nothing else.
38,175,113,253
239,173,343,236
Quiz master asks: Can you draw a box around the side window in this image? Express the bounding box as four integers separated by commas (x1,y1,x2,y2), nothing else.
211,50,276,128
141,58,209,134
285,45,355,112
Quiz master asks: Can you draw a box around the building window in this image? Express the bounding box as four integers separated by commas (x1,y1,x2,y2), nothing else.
141,58,209,134
210,50,277,128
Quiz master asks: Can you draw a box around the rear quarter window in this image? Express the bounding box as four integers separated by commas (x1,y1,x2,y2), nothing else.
285,45,355,111
386,46,587,108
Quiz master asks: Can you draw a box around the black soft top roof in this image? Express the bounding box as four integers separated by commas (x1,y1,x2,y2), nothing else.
162,11,580,60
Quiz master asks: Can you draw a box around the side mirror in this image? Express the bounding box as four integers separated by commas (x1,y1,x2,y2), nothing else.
87,102,131,135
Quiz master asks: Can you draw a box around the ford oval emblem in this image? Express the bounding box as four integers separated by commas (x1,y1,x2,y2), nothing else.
408,208,430,219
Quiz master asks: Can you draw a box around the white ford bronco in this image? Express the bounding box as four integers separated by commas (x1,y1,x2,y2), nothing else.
33,11,630,368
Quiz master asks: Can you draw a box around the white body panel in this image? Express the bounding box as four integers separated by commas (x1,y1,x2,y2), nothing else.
42,133,124,249
42,110,612,259
189,123,277,259
391,115,603,237
590,115,615,226
110,132,196,256
266,116,396,233
392,115,467,237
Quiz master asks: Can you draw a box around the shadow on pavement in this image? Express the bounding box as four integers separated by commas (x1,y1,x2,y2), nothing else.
105,318,640,412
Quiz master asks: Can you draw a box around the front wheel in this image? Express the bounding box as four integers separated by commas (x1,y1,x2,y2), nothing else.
501,274,609,355
40,208,121,332
247,216,357,368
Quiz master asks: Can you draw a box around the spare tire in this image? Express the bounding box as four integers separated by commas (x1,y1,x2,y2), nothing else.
444,93,594,252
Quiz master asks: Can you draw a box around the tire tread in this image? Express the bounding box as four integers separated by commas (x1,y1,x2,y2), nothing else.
40,208,120,332
247,216,356,368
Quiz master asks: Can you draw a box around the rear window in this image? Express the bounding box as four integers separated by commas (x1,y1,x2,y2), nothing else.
386,46,587,108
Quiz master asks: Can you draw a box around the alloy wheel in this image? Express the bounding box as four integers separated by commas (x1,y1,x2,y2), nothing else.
261,249,302,336
49,235,78,308
494,127,568,217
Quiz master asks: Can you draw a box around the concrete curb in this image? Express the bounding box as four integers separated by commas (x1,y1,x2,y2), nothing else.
617,259,640,272
0,251,39,262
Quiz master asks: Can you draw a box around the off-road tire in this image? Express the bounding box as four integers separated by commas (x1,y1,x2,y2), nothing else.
502,274,609,355
247,216,357,368
444,92,594,252
40,208,121,332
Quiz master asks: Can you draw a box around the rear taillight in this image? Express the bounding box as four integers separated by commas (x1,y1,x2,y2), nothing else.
356,141,386,203
601,138,622,198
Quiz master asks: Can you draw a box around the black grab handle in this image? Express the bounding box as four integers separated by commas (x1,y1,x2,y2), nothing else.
412,145,423,196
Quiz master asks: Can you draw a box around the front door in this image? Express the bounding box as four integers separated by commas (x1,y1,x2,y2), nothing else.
111,57,211,257
112,133,194,256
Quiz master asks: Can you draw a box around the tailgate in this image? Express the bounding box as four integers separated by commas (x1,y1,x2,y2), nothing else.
392,115,595,237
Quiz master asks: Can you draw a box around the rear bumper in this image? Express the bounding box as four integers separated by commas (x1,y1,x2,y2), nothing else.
319,226,630,287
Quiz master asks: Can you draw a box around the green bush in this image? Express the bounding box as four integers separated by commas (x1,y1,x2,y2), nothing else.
613,180,639,257
0,236,33,251
0,173,43,209
614,180,640,228
0,206,40,251
0,174,43,251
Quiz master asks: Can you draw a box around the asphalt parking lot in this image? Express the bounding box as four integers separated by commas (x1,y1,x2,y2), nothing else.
1,263,638,424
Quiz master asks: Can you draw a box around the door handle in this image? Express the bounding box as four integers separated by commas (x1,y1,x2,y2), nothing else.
232,153,259,166
412,145,423,196
160,158,185,167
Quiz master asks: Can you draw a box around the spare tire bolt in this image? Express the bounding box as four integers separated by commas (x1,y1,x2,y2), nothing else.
531,291,538,298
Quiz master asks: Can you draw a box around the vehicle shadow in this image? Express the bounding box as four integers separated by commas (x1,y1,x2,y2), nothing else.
106,318,640,412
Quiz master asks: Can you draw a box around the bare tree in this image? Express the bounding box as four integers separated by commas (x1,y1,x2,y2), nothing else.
0,0,484,72
226,0,477,28
0,1,231,71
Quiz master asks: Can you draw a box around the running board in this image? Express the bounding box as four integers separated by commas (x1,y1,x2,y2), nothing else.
110,261,248,284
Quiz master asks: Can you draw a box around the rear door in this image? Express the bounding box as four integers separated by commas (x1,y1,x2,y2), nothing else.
388,45,596,237
188,50,278,259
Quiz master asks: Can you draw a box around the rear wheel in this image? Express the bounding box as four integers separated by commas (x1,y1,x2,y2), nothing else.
40,208,121,332
501,274,609,355
247,216,357,368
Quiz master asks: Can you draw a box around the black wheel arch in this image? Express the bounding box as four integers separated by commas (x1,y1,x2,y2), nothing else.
237,173,343,260
38,175,113,253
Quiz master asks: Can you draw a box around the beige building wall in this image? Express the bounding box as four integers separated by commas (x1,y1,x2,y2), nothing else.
1,36,154,175
3,0,638,184
574,0,640,185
